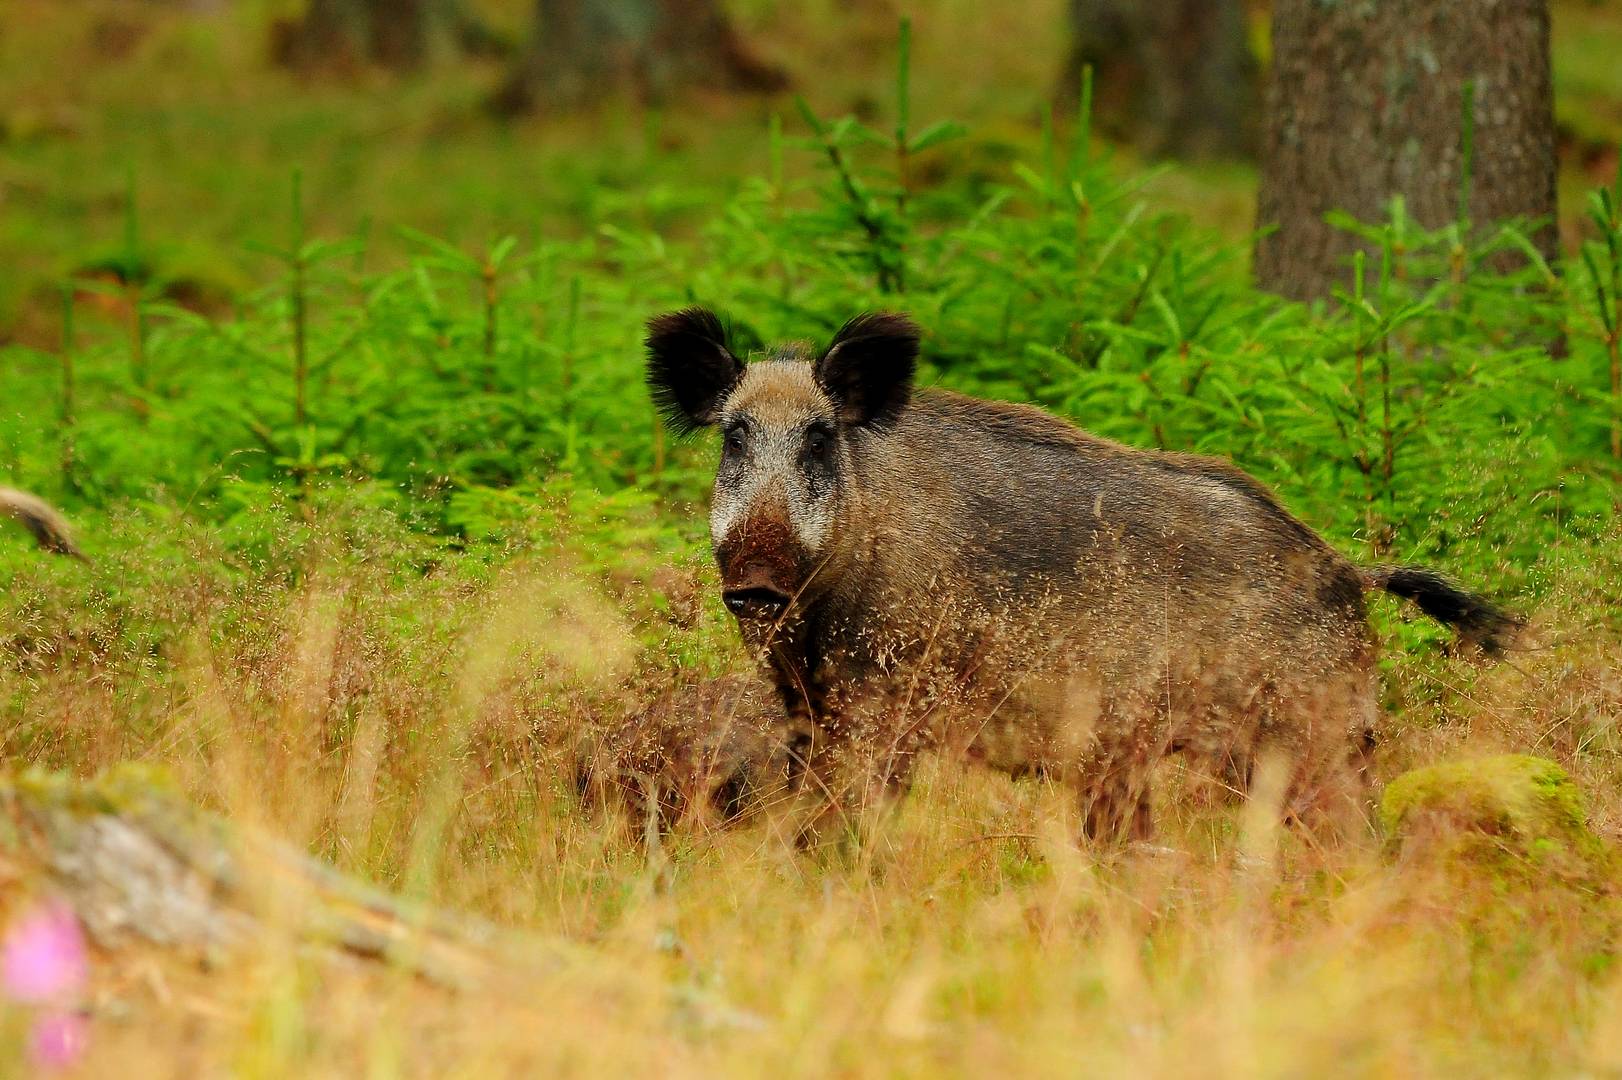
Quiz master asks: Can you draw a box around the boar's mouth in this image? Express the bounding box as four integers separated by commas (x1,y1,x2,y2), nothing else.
722,584,792,621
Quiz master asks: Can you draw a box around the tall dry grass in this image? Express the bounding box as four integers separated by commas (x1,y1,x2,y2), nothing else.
0,502,1619,1077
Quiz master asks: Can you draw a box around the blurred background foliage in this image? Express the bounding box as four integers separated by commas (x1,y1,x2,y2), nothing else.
2,0,1619,341
0,0,1618,629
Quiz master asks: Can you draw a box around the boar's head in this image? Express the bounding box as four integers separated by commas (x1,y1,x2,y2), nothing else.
645,308,918,635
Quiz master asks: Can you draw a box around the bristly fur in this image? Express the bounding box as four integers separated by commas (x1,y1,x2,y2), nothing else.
1366,565,1523,655
813,312,920,429
644,307,744,434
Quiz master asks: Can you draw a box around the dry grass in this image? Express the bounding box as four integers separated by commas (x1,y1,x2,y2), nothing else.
0,504,1619,1078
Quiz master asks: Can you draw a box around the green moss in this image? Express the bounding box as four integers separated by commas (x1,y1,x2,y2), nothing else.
1380,755,1604,872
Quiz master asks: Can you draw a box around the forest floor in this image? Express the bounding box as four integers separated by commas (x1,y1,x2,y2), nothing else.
2,515,1620,1076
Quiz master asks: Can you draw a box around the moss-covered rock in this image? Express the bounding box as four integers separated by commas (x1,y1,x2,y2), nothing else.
1376,755,1619,1036
1380,755,1606,880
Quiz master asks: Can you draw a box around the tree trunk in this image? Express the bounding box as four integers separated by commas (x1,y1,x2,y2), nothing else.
272,0,427,72
492,0,788,116
1056,0,1257,160
1255,0,1558,301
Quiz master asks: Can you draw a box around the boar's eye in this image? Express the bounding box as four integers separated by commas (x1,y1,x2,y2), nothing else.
722,423,747,458
803,425,833,467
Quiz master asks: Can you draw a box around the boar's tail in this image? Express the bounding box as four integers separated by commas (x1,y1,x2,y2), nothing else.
1363,565,1521,656
0,487,87,561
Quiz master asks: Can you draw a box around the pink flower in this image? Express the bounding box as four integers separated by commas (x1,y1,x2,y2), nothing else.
2,903,87,1004
28,1011,87,1071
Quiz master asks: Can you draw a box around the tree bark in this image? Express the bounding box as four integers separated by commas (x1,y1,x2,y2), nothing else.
1255,0,1558,301
273,0,425,73
272,0,507,74
1056,0,1257,160
492,0,788,116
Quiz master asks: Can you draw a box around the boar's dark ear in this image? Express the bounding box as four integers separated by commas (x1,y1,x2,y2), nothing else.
813,312,919,428
645,308,745,433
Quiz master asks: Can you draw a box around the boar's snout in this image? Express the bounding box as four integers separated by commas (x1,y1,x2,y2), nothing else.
716,519,805,623
722,584,791,620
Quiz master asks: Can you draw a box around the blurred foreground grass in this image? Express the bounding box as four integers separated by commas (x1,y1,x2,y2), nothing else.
1,500,1620,1075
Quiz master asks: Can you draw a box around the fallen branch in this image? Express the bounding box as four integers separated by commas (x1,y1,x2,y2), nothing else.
0,487,86,560
0,765,763,1030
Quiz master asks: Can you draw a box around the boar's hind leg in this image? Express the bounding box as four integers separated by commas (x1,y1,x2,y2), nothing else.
1256,675,1378,840
1282,734,1375,838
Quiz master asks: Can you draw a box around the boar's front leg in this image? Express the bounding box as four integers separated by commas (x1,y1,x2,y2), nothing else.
1078,768,1154,845
1073,703,1166,845
763,661,862,847
785,688,923,849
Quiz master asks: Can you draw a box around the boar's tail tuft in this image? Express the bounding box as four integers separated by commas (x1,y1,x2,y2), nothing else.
0,487,87,561
1363,565,1521,656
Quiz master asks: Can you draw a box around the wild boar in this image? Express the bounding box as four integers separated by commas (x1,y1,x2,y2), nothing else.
644,309,1520,843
